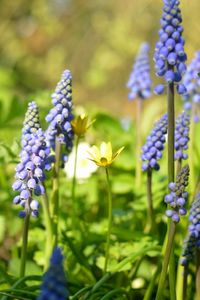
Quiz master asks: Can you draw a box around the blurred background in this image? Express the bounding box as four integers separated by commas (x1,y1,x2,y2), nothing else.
0,0,200,117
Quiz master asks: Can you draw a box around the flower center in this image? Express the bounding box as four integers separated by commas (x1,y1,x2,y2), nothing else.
100,157,108,166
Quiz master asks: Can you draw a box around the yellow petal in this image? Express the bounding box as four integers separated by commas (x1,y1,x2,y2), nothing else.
100,142,108,158
88,146,101,161
106,142,112,161
112,146,125,160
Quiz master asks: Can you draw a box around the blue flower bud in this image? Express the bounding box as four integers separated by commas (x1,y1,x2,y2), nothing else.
165,70,175,83
165,165,189,223
37,247,68,300
141,114,168,172
154,84,165,95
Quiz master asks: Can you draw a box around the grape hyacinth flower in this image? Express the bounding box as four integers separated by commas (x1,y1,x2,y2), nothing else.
46,70,74,163
12,128,49,218
165,164,189,223
12,102,49,218
182,51,200,122
181,193,200,266
12,102,50,277
127,43,152,187
180,194,200,300
174,112,190,160
127,42,152,100
141,114,168,172
154,0,187,95
181,234,196,267
37,247,68,300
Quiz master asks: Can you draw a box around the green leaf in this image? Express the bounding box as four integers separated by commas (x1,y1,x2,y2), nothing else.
112,174,133,194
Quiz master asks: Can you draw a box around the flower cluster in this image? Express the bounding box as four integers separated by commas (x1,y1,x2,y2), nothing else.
181,193,200,266
37,247,68,300
181,234,196,266
165,164,189,223
141,114,168,171
46,69,74,162
22,101,40,136
174,112,190,160
154,0,187,95
12,103,49,218
182,51,200,122
127,43,152,100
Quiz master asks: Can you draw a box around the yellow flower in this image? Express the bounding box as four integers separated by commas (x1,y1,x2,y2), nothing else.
87,142,124,167
71,114,95,137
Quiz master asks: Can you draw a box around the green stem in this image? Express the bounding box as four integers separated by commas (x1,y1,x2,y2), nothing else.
182,265,188,300
155,222,176,300
176,263,187,300
143,263,161,300
20,213,30,277
51,137,62,248
104,167,112,274
167,80,176,300
189,107,195,197
196,249,200,300
71,136,80,231
41,189,53,269
176,159,182,178
146,168,155,232
136,99,142,187
167,81,175,185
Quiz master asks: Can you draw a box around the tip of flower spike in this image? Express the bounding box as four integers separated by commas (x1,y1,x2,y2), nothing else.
51,247,64,265
62,69,72,80
140,42,150,52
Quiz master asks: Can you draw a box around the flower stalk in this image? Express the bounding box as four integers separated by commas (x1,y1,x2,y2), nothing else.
104,167,112,274
71,136,80,231
51,137,62,247
189,108,195,197
167,80,176,300
41,190,53,269
146,168,155,232
136,99,142,187
20,199,31,277
155,221,176,300
196,249,200,299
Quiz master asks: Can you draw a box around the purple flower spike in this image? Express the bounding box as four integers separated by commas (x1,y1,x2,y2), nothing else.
174,112,190,160
182,51,200,122
154,0,187,93
165,164,189,223
127,43,152,101
37,247,68,300
45,70,74,165
181,193,200,266
141,114,168,172
12,102,49,218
